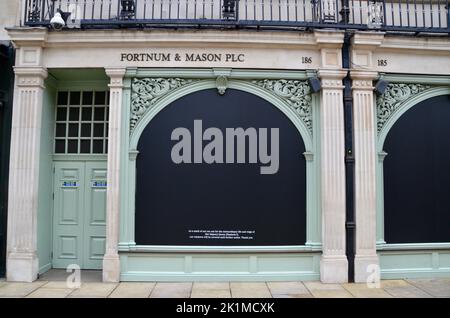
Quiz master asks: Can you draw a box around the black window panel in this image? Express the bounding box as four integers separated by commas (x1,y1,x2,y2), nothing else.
93,140,104,153
56,107,67,121
69,108,80,121
69,92,81,105
57,91,68,105
55,140,65,153
81,107,92,121
95,91,106,105
82,91,93,105
55,123,66,137
94,107,105,121
67,140,78,154
384,95,450,244
81,123,91,137
93,124,104,137
135,89,307,246
80,140,91,154
105,124,108,137
68,123,79,137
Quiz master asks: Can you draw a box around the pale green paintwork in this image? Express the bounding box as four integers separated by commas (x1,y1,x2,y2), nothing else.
37,79,57,274
52,160,107,270
375,74,450,278
53,154,108,161
118,68,322,281
379,250,450,279
37,73,109,274
119,252,320,282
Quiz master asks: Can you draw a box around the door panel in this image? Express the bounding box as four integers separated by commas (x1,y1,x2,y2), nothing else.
53,161,107,270
83,162,107,269
53,162,84,268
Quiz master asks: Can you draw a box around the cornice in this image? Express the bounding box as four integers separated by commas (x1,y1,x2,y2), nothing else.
313,29,345,49
351,31,385,50
317,69,348,80
14,66,48,78
350,70,378,80
6,27,48,47
7,28,321,50
378,35,450,52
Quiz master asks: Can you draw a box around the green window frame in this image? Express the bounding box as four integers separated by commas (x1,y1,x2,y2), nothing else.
54,90,110,154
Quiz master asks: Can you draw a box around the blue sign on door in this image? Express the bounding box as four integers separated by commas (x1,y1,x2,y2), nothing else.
62,181,78,187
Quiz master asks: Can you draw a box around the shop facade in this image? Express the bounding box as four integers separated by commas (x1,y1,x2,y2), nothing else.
4,0,450,283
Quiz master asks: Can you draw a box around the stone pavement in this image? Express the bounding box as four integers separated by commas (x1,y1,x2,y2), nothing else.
0,270,449,298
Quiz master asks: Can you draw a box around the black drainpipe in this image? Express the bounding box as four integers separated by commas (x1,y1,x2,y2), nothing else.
342,30,355,283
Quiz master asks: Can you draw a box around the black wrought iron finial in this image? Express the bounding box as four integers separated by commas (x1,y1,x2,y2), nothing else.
120,0,136,20
222,0,237,20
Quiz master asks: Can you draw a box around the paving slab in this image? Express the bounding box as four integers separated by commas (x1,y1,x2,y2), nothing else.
191,289,232,298
304,282,353,298
38,269,102,282
150,283,193,298
267,282,311,298
342,283,393,298
68,282,118,298
407,278,450,297
109,282,156,298
0,281,48,298
381,280,432,298
272,293,313,298
230,282,272,298
41,281,80,289
26,288,74,298
191,282,231,298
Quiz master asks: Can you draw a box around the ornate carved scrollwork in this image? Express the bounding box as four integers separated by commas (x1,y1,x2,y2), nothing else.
130,77,314,136
253,79,313,135
130,78,195,133
376,83,431,133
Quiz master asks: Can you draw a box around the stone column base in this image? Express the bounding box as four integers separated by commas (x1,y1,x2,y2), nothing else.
320,255,348,283
7,252,39,282
354,254,380,283
102,253,120,282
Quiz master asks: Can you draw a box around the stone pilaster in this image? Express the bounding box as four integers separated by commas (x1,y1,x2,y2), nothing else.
103,68,126,283
318,69,349,283
351,70,380,283
6,66,48,282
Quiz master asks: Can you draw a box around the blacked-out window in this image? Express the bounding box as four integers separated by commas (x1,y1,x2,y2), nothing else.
54,91,109,154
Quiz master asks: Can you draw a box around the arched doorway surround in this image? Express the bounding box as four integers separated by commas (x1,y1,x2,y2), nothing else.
376,81,450,279
118,69,322,281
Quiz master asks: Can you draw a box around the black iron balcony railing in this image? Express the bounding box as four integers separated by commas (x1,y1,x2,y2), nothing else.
24,0,450,33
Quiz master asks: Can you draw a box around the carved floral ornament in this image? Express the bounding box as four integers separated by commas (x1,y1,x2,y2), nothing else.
130,77,313,135
376,83,432,134
252,79,312,134
130,77,196,132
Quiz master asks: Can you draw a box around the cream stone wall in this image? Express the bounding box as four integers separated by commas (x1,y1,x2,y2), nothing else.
7,28,450,75
0,0,21,42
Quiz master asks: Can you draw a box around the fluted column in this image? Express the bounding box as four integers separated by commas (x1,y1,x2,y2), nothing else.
6,67,48,282
351,71,379,283
103,68,126,282
318,69,348,283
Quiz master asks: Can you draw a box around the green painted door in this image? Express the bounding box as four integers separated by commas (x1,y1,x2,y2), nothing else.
52,161,107,269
